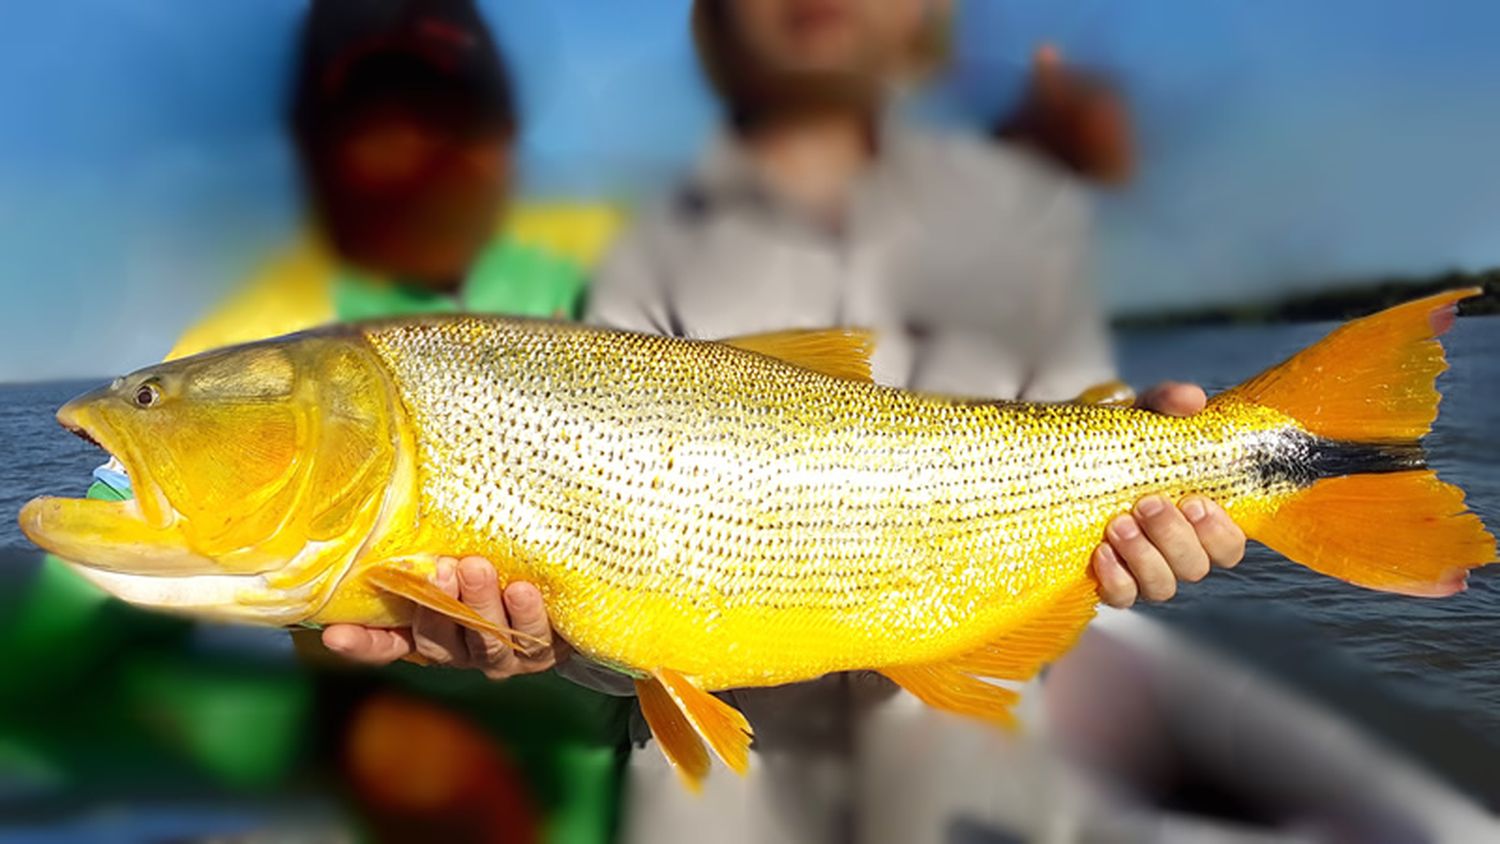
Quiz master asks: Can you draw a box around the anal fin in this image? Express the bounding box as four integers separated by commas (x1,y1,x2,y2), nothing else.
881,663,1022,729
947,578,1099,683
636,669,754,791
882,578,1099,727
361,567,546,651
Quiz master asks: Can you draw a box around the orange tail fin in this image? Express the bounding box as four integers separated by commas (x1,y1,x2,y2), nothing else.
1219,288,1495,596
1255,471,1491,597
1228,288,1476,441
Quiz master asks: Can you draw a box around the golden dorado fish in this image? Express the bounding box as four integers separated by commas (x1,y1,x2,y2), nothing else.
19,289,1496,788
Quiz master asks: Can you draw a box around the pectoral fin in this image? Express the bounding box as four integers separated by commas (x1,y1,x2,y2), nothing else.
635,675,710,791
361,567,545,651
635,669,754,791
882,578,1099,727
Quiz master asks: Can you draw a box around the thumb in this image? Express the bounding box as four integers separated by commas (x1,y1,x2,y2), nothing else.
1034,43,1063,72
1034,43,1065,86
1031,44,1069,101
1138,381,1207,417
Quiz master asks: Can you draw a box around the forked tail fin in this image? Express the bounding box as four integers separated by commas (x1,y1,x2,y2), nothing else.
1217,288,1495,597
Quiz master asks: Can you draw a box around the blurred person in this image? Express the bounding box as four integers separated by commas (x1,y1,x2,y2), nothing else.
1,0,626,836
584,3,1242,840
274,4,631,837
167,0,622,360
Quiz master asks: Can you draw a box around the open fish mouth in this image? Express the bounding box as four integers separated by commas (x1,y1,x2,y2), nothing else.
18,415,304,623
18,389,344,626
18,396,213,578
58,390,127,464
58,410,136,495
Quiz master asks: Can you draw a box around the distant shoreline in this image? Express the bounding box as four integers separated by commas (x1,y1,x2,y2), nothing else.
4,273,1496,386
1113,270,1500,329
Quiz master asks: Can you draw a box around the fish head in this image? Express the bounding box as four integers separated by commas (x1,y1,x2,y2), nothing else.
19,330,408,625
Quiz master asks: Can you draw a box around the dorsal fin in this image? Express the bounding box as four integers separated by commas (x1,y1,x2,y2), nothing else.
721,328,875,383
1072,379,1136,406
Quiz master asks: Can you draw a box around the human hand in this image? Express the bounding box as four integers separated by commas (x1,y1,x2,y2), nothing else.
1092,382,1247,607
322,556,568,680
999,44,1134,185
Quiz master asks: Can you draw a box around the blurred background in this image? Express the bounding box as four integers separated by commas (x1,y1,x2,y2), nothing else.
3,0,1500,379
1,1,1498,842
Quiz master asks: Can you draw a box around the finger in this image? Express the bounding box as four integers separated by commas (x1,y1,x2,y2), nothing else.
413,559,466,665
502,582,555,665
1092,543,1138,609
455,556,521,675
1138,382,1206,417
323,625,415,666
1035,43,1062,71
1181,497,1246,569
1135,495,1211,584
1033,45,1071,101
1107,513,1176,602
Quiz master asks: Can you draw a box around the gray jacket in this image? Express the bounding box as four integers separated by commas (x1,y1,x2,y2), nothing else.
585,125,1113,399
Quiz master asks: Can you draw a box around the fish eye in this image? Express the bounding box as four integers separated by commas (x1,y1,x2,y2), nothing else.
133,381,160,409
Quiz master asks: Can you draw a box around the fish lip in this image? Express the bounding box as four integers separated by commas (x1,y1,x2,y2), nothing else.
57,390,110,452
58,403,87,432
17,496,51,546
58,410,99,449
62,418,103,450
55,395,120,475
51,390,170,527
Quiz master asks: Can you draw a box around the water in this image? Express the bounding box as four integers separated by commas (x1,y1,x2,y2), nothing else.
1,318,1497,737
0,380,107,532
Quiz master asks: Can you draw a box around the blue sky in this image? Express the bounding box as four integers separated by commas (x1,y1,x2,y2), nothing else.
2,0,1499,381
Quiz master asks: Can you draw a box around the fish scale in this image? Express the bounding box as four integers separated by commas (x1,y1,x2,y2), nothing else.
361,317,1286,688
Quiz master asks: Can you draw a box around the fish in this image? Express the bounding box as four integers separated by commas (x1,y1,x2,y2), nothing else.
19,288,1496,789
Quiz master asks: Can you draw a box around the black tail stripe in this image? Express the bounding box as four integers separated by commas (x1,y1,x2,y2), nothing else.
1255,433,1427,489
1307,439,1428,479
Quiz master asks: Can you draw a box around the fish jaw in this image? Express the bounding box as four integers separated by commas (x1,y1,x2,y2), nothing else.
63,564,313,626
17,492,384,627
17,496,325,625
19,495,220,575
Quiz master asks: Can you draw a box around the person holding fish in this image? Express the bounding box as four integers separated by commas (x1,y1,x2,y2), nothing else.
319,0,1248,840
